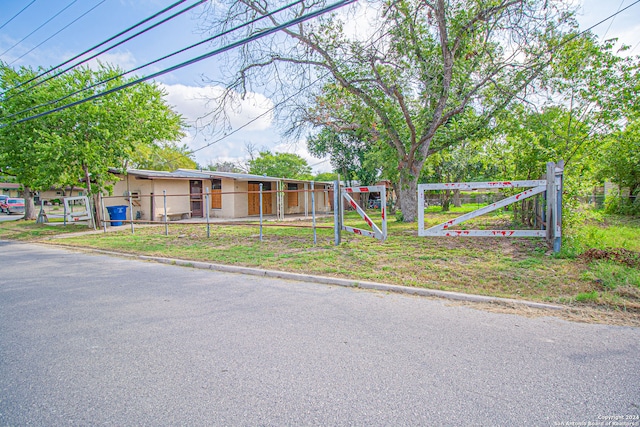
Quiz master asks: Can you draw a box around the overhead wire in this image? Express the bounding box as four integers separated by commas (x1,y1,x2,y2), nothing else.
178,0,640,162
189,10,392,157
601,0,625,41
8,0,107,66
0,0,37,31
2,0,205,103
1,0,190,96
0,0,305,122
2,0,357,131
0,0,79,59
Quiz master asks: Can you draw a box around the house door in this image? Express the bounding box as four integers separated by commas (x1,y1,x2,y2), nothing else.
248,182,272,215
190,180,203,218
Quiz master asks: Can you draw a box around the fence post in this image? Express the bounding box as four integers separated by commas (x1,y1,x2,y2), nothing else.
100,193,107,233
311,181,317,245
333,178,341,246
163,190,168,236
304,182,309,218
128,194,134,235
259,183,263,242
205,186,210,238
553,160,564,253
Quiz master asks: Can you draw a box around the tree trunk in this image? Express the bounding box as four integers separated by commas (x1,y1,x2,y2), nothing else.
453,189,461,207
397,173,419,222
23,186,37,220
83,164,98,229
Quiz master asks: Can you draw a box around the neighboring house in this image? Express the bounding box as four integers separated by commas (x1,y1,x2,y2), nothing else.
37,187,85,204
0,182,22,198
106,169,333,222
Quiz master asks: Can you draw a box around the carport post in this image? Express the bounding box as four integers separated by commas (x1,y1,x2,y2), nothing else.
311,181,317,245
163,190,168,236
205,187,211,238
259,183,263,242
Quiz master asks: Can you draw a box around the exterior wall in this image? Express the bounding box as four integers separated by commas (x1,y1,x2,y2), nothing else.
208,177,237,218
0,183,21,197
106,175,190,221
234,180,249,217
310,183,332,213
284,182,303,215
38,188,85,202
151,179,190,219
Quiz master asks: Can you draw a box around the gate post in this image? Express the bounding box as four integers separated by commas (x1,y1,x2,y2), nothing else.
546,162,555,244
333,179,341,246
553,160,564,253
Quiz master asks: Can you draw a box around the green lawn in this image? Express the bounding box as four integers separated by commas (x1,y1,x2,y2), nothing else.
2,207,639,320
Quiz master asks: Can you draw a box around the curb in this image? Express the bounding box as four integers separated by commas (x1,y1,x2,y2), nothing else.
31,242,566,311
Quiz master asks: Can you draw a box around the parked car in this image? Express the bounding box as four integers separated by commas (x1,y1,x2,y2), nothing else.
0,195,8,212
1,198,25,215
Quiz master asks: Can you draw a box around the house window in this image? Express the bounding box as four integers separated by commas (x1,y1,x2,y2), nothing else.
211,179,222,209
287,183,298,208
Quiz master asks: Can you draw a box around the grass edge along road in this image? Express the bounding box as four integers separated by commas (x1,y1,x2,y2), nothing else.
1,207,639,326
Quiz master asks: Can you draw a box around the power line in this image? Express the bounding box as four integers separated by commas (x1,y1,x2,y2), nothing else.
0,0,79,59
2,0,204,102
2,0,356,127
601,0,625,41
0,0,37,31
188,18,391,156
580,0,640,40
8,0,107,66
1,0,191,96
1,0,306,122
183,0,640,162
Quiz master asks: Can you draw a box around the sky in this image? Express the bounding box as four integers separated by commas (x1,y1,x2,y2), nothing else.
1,0,639,173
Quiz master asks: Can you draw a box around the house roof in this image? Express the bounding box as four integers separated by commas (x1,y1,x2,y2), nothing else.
109,168,331,185
0,182,22,189
176,169,283,182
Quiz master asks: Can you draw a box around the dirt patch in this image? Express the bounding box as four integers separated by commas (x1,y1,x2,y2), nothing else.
452,300,640,327
580,248,640,268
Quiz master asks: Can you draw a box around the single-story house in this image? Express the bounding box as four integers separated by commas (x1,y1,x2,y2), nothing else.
37,186,86,204
1,182,22,198
105,169,334,222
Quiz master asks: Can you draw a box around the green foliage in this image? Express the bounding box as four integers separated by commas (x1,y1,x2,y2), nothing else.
0,63,184,196
307,127,380,185
248,151,312,179
314,172,338,182
204,161,242,173
598,118,640,209
211,0,577,221
131,142,196,171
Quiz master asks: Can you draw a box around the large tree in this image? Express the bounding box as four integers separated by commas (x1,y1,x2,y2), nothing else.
248,151,312,179
202,0,575,221
0,63,184,219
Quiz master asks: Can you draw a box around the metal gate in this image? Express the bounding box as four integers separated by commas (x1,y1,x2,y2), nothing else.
417,161,563,250
340,185,387,241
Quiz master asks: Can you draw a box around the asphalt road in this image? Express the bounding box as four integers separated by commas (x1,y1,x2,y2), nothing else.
0,213,21,222
1,241,639,426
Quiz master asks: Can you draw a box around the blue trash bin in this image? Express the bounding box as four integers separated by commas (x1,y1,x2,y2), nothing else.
106,205,128,226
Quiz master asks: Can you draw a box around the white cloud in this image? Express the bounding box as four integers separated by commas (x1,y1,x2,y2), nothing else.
86,50,137,71
160,83,274,130
271,141,332,174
